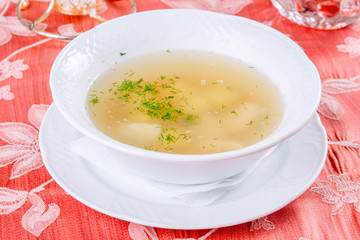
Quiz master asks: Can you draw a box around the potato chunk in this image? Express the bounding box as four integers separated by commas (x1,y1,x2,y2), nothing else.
117,123,161,147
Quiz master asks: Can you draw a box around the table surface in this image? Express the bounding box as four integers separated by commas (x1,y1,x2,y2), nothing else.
1,0,360,239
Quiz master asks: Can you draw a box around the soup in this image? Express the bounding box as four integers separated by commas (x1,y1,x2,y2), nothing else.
87,51,282,154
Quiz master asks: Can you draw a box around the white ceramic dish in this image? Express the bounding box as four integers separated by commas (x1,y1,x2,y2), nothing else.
39,104,327,229
49,9,321,184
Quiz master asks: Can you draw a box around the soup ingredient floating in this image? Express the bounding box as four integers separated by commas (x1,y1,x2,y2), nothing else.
87,51,282,154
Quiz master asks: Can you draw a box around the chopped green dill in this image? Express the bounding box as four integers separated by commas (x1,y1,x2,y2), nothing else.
264,115,269,120
90,96,99,105
158,127,189,147
120,52,126,56
170,88,182,94
161,83,172,89
123,93,131,101
144,145,154,150
219,119,222,124
144,83,157,92
210,144,215,148
138,96,184,121
99,91,104,94
162,112,171,120
93,74,205,151
231,110,238,115
246,120,253,125
137,78,144,84
186,114,199,121
166,49,171,53
221,104,225,109
165,133,176,143
162,127,176,133
181,96,188,104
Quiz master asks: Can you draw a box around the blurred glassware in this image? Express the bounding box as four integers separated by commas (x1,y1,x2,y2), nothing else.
54,0,104,16
16,0,136,39
271,0,360,29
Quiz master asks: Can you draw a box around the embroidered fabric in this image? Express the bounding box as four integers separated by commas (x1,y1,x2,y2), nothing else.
2,0,360,239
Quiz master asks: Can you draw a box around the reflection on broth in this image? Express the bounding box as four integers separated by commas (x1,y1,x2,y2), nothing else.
87,51,282,154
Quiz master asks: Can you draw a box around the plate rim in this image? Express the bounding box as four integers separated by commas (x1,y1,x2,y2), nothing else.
39,104,328,229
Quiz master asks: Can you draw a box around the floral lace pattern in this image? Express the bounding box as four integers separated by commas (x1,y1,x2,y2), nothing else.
0,105,48,179
329,141,360,155
337,37,360,58
1,0,360,239
311,174,360,215
129,223,159,240
0,179,60,236
318,74,360,120
128,223,218,240
0,16,47,46
0,59,28,82
250,216,275,231
0,105,60,237
0,84,13,100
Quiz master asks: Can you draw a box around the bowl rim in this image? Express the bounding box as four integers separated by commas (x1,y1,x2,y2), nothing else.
50,9,322,162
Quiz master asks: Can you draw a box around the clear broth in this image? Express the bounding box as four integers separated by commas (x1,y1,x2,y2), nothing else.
87,51,283,154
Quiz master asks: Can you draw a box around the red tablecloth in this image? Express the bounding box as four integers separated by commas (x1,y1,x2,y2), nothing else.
1,0,360,239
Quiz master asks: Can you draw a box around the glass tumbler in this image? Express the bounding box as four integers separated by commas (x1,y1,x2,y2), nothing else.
271,0,360,29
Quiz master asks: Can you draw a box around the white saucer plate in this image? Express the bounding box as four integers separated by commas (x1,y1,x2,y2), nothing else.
39,104,327,229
